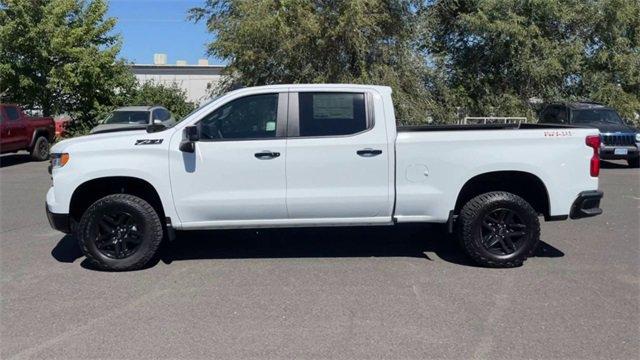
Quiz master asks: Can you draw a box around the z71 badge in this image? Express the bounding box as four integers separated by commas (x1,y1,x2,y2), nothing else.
135,139,163,145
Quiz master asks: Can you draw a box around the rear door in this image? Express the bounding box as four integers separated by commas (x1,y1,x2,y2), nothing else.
285,91,392,223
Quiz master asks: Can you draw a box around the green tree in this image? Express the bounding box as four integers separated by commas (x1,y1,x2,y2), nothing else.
423,0,640,123
128,82,196,119
189,0,432,124
0,0,135,122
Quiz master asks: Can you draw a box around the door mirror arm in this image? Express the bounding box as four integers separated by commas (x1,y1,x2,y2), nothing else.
180,125,200,153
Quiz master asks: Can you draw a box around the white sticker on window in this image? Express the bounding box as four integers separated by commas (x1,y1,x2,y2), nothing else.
313,94,354,119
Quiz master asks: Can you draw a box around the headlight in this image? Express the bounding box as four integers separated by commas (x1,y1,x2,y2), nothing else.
635,133,640,142
50,153,70,170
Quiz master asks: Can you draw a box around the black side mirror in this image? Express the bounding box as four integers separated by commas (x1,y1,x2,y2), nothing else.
185,125,200,141
180,125,199,153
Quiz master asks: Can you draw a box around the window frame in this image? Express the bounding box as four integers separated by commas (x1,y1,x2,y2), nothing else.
196,92,288,142
287,91,375,138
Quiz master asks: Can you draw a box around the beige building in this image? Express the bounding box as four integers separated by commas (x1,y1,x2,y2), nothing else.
130,54,224,105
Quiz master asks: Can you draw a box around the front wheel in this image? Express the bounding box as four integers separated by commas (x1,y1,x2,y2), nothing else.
76,194,164,271
458,191,540,268
628,157,640,168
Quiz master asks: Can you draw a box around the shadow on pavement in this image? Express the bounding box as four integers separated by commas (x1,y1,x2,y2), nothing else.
0,154,33,168
51,225,564,270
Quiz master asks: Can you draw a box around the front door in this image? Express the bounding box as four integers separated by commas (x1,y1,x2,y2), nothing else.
285,91,393,222
169,92,289,227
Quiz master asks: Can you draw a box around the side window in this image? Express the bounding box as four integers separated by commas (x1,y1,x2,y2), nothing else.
5,106,20,121
542,106,567,124
199,93,279,140
298,93,367,136
153,108,171,121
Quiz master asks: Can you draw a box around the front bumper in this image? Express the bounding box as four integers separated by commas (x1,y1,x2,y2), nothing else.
600,145,639,160
570,191,604,219
46,203,71,234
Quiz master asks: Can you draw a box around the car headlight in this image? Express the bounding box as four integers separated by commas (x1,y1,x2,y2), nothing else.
50,153,70,170
636,133,640,142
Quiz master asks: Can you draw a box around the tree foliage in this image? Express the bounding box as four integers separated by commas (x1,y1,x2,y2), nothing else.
0,0,134,122
128,82,196,119
424,0,640,123
189,0,433,124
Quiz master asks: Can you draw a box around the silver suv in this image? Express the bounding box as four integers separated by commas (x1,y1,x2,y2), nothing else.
90,106,175,134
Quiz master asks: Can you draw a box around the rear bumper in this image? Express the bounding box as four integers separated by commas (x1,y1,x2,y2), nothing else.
600,145,639,160
46,203,71,234
570,191,603,219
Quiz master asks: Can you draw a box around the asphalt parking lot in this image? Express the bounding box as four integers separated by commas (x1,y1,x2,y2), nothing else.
1,154,638,360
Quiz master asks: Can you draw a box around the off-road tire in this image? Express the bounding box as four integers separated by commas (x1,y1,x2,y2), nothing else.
76,194,163,271
458,191,540,268
628,157,640,168
30,136,50,161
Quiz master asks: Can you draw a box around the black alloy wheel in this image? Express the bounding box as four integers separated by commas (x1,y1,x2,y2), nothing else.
94,211,143,259
479,208,528,256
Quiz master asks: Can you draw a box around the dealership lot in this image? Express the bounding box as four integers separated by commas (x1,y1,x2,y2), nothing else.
1,155,638,359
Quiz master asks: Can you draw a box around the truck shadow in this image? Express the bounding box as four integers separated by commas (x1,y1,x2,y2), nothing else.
51,225,564,270
0,154,33,168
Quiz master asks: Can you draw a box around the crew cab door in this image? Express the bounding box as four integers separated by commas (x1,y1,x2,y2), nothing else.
169,93,289,227
285,91,393,223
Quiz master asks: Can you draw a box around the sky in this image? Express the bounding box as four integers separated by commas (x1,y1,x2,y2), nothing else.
107,0,223,65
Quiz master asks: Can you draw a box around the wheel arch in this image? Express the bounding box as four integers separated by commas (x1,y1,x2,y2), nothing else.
453,170,551,220
69,176,165,223
29,128,53,148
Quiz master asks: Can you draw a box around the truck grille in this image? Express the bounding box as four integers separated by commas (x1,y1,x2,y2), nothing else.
601,133,636,146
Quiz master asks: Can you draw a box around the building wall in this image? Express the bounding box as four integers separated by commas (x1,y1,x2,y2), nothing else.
130,65,225,105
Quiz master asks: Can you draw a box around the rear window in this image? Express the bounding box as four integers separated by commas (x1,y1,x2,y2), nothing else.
298,93,367,136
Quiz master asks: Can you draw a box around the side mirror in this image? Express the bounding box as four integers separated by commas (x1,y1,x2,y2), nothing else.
153,119,163,125
180,125,199,153
146,123,166,133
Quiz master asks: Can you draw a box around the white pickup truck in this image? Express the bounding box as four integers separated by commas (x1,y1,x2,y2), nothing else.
46,84,604,271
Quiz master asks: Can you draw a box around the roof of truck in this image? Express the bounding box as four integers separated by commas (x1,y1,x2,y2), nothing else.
548,101,613,110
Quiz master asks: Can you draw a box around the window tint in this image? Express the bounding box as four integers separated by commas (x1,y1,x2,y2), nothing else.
5,106,20,121
105,111,149,124
299,93,367,136
199,94,278,140
153,108,171,121
572,109,623,125
541,106,567,124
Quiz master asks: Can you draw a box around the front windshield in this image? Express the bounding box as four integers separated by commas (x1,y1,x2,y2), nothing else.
105,111,150,124
572,109,623,125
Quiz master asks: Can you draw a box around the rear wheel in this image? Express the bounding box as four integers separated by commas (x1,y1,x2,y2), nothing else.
458,191,540,267
629,157,640,168
30,136,50,161
76,194,163,271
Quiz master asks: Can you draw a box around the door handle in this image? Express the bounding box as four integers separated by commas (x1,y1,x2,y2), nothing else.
357,148,382,157
254,151,280,160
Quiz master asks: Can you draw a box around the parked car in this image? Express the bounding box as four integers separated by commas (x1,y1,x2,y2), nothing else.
54,114,73,138
0,104,55,161
539,102,640,168
90,106,175,134
46,84,603,271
